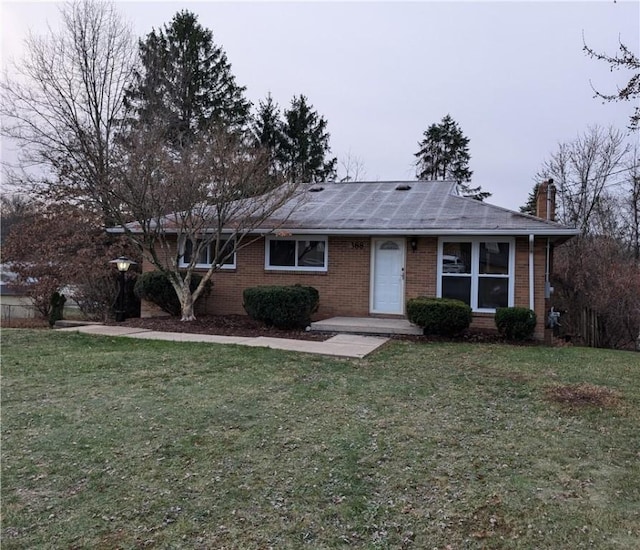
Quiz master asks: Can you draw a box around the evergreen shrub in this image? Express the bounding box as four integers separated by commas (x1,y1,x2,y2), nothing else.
48,292,66,327
495,307,537,340
134,271,207,316
406,297,472,336
243,285,319,329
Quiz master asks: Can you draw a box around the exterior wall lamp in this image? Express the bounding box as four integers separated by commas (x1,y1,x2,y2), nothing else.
110,256,137,322
409,237,418,253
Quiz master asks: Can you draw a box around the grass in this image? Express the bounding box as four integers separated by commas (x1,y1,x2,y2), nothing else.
1,329,639,549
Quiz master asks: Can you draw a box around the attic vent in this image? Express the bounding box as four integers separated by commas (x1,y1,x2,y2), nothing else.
395,184,412,191
309,185,324,192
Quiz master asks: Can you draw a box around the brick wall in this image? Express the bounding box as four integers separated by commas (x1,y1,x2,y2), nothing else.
405,236,438,300
194,235,372,319
403,235,548,339
141,233,551,339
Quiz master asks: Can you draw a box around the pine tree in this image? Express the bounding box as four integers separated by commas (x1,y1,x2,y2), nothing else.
520,183,540,216
415,115,490,200
279,95,337,183
251,94,284,180
125,10,250,144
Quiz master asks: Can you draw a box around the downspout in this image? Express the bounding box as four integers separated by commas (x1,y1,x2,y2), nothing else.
544,180,555,302
529,234,535,311
545,238,552,300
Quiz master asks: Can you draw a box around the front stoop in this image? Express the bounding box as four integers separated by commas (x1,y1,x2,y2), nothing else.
310,316,422,336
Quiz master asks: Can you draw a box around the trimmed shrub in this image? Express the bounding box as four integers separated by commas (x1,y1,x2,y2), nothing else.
407,297,472,336
243,285,319,329
294,284,320,315
495,307,537,340
48,291,66,327
134,271,207,316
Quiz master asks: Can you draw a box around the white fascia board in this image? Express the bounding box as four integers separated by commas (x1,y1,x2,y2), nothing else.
108,226,580,238
249,227,581,237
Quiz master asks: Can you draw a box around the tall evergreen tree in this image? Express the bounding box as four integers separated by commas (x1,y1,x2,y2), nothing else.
251,93,284,180
415,114,490,200
519,183,540,216
279,95,337,183
125,10,250,144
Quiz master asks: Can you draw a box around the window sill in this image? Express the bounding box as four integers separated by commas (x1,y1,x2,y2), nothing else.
179,265,237,271
265,268,328,275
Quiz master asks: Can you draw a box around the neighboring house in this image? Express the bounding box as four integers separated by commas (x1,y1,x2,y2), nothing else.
133,179,578,340
0,264,80,322
0,265,36,320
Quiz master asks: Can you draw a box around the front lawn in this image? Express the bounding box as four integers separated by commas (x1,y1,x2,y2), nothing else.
2,330,639,548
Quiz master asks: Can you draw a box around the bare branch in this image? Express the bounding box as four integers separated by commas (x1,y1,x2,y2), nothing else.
0,0,137,220
583,32,640,131
107,124,305,320
536,125,630,235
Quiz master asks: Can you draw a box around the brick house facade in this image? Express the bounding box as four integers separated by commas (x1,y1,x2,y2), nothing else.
155,234,549,338
135,180,577,341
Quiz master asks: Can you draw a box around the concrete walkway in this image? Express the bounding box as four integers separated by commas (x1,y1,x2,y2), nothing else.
55,324,388,359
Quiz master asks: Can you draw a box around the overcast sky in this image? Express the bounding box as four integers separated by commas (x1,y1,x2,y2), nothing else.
1,0,639,211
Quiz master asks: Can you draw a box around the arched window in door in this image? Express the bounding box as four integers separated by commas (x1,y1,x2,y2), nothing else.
380,240,400,250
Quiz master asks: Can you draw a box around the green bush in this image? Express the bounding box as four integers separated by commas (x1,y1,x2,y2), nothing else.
406,297,472,336
48,291,66,327
243,285,319,329
133,271,208,316
294,284,320,315
495,307,537,340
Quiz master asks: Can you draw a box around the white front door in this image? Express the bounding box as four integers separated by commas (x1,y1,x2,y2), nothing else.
371,238,405,314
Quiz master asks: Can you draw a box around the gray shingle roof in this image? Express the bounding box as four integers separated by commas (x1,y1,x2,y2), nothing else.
110,180,579,238
263,180,578,237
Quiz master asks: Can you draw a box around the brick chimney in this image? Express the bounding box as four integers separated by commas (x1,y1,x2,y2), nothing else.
536,179,556,221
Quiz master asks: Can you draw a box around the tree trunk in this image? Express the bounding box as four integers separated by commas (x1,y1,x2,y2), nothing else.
179,287,197,322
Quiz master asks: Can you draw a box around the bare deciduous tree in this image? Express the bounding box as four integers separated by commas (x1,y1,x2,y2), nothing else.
537,126,640,349
0,0,136,222
536,125,629,235
338,150,367,182
553,237,640,349
621,146,640,260
107,125,306,321
584,35,640,131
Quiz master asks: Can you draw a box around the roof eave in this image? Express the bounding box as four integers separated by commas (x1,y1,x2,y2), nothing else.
249,227,581,237
107,226,580,238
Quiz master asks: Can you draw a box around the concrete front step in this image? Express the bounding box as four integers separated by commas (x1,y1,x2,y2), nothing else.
310,316,422,336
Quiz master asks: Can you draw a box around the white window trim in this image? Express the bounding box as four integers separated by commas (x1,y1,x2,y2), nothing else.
265,235,328,272
436,237,515,313
179,238,237,270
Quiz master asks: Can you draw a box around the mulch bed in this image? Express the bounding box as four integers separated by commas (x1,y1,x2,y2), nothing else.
7,314,525,345
114,315,511,344
115,314,333,341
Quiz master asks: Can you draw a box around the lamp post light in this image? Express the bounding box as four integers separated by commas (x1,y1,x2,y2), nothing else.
110,256,136,322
